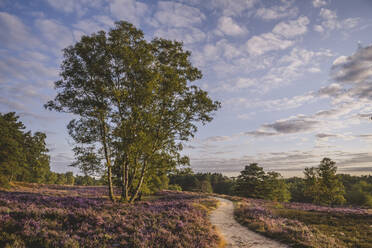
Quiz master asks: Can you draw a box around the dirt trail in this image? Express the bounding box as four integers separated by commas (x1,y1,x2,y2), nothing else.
210,197,288,248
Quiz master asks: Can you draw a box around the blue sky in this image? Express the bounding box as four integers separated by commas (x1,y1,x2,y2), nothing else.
1,0,372,177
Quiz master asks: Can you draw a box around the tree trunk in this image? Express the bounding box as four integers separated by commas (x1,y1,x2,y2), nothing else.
121,161,129,202
107,165,115,202
100,119,115,202
129,161,146,203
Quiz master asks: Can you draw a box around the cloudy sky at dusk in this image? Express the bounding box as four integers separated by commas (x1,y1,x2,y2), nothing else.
1,0,372,177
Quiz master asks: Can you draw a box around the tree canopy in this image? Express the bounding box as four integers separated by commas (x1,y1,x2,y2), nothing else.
234,163,290,201
304,158,345,205
45,21,220,202
0,112,50,186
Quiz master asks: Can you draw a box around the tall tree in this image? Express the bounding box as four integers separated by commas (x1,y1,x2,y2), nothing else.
304,158,345,205
0,112,50,186
234,163,290,201
234,163,267,198
0,112,26,185
45,30,117,201
46,21,220,202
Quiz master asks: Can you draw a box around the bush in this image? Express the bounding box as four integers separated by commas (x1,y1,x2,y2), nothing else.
168,184,182,191
0,175,10,188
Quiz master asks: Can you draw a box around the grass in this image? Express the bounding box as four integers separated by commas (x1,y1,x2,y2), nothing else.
231,195,372,248
274,208,372,248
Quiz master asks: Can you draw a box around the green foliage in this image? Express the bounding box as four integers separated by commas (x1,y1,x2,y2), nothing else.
200,180,213,193
65,172,75,185
169,168,235,194
234,163,290,201
286,177,309,202
304,158,345,205
74,175,102,186
345,181,372,207
0,112,50,186
168,184,182,191
45,21,220,202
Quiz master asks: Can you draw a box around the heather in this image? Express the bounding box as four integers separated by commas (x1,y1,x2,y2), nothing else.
0,185,220,248
233,196,372,248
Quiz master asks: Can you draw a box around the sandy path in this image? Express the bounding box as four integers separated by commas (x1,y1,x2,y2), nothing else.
210,197,288,248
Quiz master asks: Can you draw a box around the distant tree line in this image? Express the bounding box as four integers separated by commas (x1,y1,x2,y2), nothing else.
169,158,372,207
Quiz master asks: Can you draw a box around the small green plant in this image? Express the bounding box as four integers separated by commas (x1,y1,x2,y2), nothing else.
168,184,182,191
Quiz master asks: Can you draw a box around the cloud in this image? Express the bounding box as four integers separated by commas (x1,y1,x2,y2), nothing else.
152,1,205,28
272,16,310,38
246,32,293,55
255,1,298,21
228,91,316,111
36,18,74,50
316,133,339,139
0,55,58,84
110,0,148,26
151,2,206,44
203,136,232,142
45,0,104,16
0,96,27,111
154,27,206,44
257,47,333,90
73,15,114,35
215,16,247,36
244,130,278,137
0,12,40,49
262,115,320,134
318,83,344,97
331,45,372,84
210,0,257,16
312,0,327,8
315,8,360,33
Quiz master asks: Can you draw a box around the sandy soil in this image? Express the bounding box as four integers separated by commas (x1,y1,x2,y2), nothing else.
210,197,288,248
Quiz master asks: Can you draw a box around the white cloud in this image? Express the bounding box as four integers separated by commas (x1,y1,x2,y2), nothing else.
210,0,257,16
73,15,114,35
215,16,247,36
0,12,41,49
315,8,360,33
313,24,324,33
272,16,310,38
45,0,103,16
312,0,327,8
154,27,206,44
151,2,206,44
152,1,205,28
246,32,294,55
36,19,74,50
256,48,333,90
255,1,298,21
110,0,148,26
227,91,316,111
0,55,58,84
192,39,242,69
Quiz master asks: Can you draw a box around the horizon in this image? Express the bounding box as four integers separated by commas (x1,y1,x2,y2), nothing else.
1,0,371,177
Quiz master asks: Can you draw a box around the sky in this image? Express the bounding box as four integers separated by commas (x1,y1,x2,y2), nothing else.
1,0,372,177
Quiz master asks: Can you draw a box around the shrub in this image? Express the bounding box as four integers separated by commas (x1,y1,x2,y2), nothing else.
168,184,182,191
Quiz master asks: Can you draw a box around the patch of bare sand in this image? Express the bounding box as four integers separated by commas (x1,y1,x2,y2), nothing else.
210,197,288,248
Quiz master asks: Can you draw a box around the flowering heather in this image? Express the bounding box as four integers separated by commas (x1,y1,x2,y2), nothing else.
282,201,371,215
0,185,220,248
233,197,372,248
